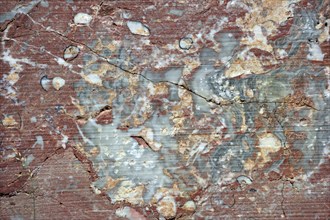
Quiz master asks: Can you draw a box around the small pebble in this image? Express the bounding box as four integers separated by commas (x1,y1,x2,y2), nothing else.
127,21,150,36
52,77,65,90
74,13,92,25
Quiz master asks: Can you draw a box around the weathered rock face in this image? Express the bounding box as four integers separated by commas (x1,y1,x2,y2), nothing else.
0,0,329,219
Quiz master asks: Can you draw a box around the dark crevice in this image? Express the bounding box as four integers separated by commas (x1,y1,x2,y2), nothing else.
71,146,99,181
0,18,16,32
130,135,152,150
73,105,112,121
0,191,20,198
281,181,287,218
273,103,287,149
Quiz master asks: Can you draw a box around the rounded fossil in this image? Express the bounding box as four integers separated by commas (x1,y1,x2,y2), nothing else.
64,45,80,61
40,75,52,91
236,175,253,185
52,77,65,90
179,37,193,50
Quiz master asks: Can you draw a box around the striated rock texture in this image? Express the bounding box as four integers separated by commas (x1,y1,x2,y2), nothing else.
0,0,329,219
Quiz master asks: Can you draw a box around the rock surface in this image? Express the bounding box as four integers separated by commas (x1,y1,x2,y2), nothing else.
0,0,329,219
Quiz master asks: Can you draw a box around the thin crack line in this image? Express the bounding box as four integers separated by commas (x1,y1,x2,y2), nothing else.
274,103,288,149
40,29,313,108
281,180,287,218
23,14,251,107
11,15,321,109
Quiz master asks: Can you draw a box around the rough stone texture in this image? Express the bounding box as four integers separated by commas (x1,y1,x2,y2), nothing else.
0,0,329,219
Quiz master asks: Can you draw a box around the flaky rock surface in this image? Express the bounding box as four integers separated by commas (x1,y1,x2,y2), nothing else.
0,0,329,219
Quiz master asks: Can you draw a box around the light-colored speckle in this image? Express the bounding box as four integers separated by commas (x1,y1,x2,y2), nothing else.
182,200,196,212
2,115,18,127
22,154,35,168
61,134,68,149
307,43,324,61
127,21,150,36
256,133,282,164
84,73,102,86
168,9,184,17
6,72,19,85
157,195,177,219
91,184,102,194
55,57,72,68
74,13,93,25
258,133,282,151
115,206,146,220
30,116,37,123
32,136,44,150
0,0,40,23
